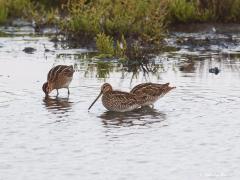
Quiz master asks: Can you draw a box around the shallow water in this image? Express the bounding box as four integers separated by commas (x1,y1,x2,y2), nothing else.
0,26,240,180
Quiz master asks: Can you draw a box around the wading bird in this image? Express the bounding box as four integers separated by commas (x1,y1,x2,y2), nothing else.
42,65,74,96
88,83,142,112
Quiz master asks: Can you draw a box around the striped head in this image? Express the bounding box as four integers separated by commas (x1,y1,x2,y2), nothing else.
42,82,53,96
88,83,113,111
101,83,113,94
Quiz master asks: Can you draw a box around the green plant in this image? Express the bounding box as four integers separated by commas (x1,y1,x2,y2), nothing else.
168,0,240,23
0,0,8,24
63,0,101,36
62,0,167,43
96,33,114,55
29,4,59,26
169,0,197,23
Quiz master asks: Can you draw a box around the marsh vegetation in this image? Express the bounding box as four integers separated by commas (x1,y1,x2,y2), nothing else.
1,0,240,60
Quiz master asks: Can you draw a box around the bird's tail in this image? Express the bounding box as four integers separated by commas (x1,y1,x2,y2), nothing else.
163,83,176,95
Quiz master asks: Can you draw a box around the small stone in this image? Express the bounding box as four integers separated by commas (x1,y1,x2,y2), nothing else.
23,47,36,54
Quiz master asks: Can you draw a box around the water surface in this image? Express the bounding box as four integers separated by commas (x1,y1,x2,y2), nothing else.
0,25,240,180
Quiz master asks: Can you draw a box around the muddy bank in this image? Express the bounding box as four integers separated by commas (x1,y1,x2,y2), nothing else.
166,23,240,55
2,21,240,64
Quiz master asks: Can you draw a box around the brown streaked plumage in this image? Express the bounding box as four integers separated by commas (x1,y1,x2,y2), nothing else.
88,83,142,112
42,65,74,96
130,82,176,106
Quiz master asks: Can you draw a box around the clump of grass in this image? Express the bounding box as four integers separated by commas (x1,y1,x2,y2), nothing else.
168,0,212,23
169,0,197,23
95,33,129,60
28,3,60,28
0,0,60,27
94,32,157,64
96,32,114,57
62,0,101,37
63,0,167,43
168,0,240,23
5,0,31,17
0,0,31,24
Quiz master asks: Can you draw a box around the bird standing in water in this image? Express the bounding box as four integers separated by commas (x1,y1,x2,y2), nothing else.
130,82,176,107
42,65,74,96
88,83,142,112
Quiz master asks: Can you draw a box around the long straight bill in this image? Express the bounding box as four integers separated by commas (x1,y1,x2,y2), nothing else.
88,91,103,111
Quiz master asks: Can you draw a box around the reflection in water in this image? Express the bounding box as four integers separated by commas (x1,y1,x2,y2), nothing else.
96,61,111,78
99,106,166,127
179,59,195,73
2,29,240,180
42,96,73,115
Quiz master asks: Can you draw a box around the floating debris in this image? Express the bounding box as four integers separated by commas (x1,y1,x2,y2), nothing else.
209,67,220,75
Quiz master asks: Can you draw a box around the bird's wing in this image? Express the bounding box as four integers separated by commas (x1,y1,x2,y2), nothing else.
47,65,73,82
131,83,170,97
110,91,139,106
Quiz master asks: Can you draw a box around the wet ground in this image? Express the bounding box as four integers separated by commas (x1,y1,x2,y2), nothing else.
0,24,240,180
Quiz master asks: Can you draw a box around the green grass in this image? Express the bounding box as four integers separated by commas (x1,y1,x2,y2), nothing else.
63,0,167,43
168,0,240,23
168,0,214,23
0,0,61,26
169,0,197,23
1,0,31,19
0,1,8,24
95,33,128,60
96,33,114,55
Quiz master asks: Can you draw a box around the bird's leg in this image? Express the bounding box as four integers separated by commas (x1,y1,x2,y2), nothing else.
56,89,59,96
67,88,70,95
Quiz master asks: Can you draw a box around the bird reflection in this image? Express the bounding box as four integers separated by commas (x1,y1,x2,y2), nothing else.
99,106,166,128
42,96,73,114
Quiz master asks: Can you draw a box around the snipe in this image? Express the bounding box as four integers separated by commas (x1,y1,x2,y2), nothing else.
42,65,74,96
88,83,142,112
130,82,176,107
